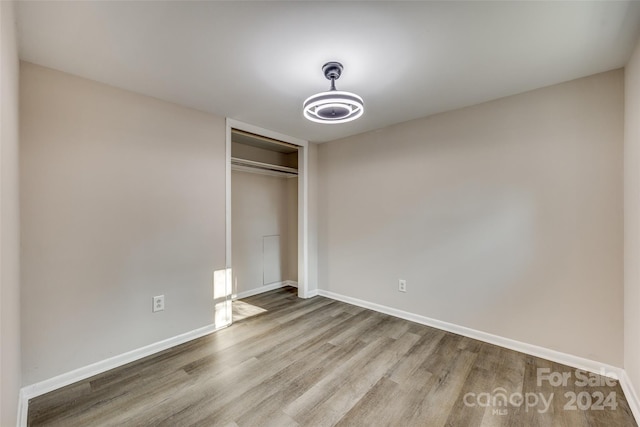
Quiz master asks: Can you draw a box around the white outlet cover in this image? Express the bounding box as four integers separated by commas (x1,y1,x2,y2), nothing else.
153,295,165,312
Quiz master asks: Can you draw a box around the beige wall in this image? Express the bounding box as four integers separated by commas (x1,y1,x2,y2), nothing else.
232,170,297,294
20,62,226,385
625,40,640,403
1,1,21,424
319,70,624,366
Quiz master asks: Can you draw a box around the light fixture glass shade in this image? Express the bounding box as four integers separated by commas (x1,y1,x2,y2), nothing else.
303,62,364,124
303,91,364,124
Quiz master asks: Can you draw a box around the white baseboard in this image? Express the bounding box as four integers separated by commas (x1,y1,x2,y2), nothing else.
283,280,298,288
317,289,639,422
16,389,27,427
619,370,640,423
305,289,319,298
234,280,297,300
17,322,224,426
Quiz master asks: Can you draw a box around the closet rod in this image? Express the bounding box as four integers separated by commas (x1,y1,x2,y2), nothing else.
231,157,298,176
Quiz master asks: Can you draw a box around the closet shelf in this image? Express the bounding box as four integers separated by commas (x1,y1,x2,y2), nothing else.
231,157,298,178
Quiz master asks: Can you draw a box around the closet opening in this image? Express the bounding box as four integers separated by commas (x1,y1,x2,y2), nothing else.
225,120,310,324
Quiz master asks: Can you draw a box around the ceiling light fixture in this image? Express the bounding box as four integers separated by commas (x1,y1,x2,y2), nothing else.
303,62,364,124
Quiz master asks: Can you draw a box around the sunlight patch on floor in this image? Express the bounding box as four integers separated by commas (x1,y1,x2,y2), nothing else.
233,300,268,321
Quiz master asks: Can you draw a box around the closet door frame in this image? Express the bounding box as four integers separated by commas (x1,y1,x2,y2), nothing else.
225,119,312,299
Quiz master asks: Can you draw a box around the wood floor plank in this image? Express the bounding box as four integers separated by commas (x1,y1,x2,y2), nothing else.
404,348,479,427
154,314,357,426
160,310,368,426
479,347,526,427
326,310,384,346
388,327,446,390
334,376,408,427
443,343,503,427
294,332,422,427
206,339,367,427
282,336,395,421
181,302,346,377
509,356,555,427
28,287,639,427
241,340,368,425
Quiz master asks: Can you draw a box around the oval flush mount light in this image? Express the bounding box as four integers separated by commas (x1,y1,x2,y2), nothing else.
303,62,364,124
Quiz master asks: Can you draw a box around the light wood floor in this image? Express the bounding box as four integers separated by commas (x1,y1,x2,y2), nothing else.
28,287,637,426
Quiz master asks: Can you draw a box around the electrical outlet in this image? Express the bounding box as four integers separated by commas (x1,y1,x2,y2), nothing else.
153,295,165,312
398,279,407,293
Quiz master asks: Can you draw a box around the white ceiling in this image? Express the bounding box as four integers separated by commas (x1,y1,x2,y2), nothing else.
16,1,640,143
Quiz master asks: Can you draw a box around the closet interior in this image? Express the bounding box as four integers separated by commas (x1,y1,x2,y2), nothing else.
231,129,299,301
